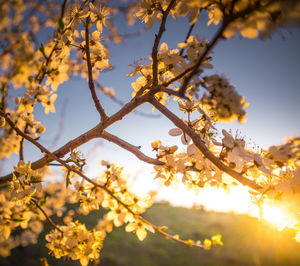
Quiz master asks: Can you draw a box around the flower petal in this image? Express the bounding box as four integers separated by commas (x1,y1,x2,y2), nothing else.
181,133,191,145
136,228,147,241
168,128,182,136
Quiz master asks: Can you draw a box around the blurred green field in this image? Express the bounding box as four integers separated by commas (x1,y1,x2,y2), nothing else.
1,203,300,266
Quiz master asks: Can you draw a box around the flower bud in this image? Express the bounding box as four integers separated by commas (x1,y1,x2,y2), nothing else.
36,124,45,134
0,116,5,127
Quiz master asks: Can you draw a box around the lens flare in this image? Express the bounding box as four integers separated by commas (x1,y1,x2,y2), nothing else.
262,205,292,231
250,203,298,232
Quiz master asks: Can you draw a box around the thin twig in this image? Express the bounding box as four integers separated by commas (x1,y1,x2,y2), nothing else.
19,123,29,161
60,0,68,19
139,216,206,249
151,0,176,87
31,198,63,233
35,0,92,85
50,99,68,149
179,23,196,56
100,131,164,165
95,81,161,118
178,21,228,97
162,64,195,88
19,137,25,161
84,17,108,121
159,86,188,99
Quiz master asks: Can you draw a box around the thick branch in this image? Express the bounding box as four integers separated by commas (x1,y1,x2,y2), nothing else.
0,94,149,185
1,110,205,248
101,94,150,128
99,131,163,165
0,110,106,189
0,107,206,249
149,98,262,191
0,111,101,184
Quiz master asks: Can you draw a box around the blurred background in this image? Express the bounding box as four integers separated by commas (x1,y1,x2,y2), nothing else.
1,202,300,266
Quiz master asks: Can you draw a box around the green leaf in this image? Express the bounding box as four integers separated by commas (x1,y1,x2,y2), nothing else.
58,18,64,31
39,196,48,207
39,44,47,59
0,83,7,99
66,175,72,188
30,176,41,183
12,218,26,222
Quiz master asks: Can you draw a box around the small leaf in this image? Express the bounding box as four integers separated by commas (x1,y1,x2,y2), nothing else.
58,18,64,31
39,196,48,207
66,176,72,188
66,170,72,188
159,226,168,231
0,82,7,96
39,44,47,59
12,218,26,222
30,176,41,183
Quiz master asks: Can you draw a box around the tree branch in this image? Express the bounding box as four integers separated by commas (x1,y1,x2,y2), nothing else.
151,0,176,87
161,65,195,88
148,98,262,191
0,110,101,184
159,86,188,99
60,0,68,19
31,198,62,233
84,17,108,121
35,0,70,84
95,81,161,118
19,137,25,161
0,93,150,185
99,131,163,165
179,22,196,56
178,21,228,97
1,109,206,249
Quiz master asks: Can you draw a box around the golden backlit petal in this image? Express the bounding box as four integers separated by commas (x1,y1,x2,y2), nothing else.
136,228,147,241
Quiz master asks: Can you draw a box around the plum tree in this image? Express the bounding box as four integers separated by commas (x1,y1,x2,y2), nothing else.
0,0,300,265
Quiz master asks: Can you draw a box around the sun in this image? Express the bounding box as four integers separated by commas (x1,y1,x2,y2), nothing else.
250,203,298,232
262,205,293,230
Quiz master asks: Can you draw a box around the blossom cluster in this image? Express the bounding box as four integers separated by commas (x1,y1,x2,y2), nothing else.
201,75,248,123
46,221,104,266
0,0,112,160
